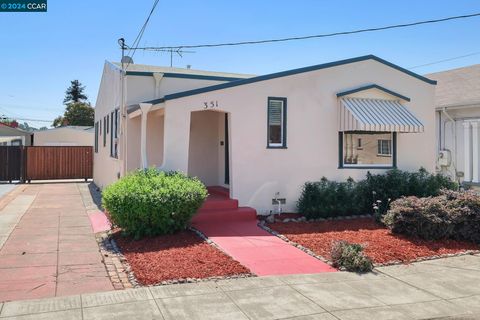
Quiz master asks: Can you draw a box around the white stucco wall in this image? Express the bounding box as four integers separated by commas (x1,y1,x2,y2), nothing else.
159,59,436,214
93,61,242,189
33,128,93,146
93,62,123,189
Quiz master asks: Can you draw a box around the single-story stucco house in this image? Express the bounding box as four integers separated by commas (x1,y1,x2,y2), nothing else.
94,55,436,214
33,126,94,146
427,64,480,186
0,124,33,146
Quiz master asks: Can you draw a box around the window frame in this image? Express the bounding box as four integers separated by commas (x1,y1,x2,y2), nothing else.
113,108,119,158
338,131,397,169
267,97,287,149
377,139,392,157
110,111,114,157
103,116,106,147
94,121,99,153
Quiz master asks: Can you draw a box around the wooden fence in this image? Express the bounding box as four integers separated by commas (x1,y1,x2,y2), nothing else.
0,146,24,182
0,146,93,182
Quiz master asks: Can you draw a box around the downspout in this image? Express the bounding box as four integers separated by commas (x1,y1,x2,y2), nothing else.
441,107,457,181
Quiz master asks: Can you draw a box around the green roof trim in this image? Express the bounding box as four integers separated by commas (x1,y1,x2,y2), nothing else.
336,84,411,102
125,71,245,82
144,55,436,105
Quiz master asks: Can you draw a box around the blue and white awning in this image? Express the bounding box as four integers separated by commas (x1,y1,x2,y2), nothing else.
339,98,424,133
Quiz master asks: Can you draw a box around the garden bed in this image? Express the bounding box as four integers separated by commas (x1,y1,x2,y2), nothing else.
266,217,479,265
113,229,251,285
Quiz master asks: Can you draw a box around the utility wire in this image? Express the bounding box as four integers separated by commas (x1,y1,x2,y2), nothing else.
409,51,480,69
125,0,160,70
129,12,480,50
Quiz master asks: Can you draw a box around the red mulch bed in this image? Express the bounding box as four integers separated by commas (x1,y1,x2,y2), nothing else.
114,230,251,285
268,218,479,264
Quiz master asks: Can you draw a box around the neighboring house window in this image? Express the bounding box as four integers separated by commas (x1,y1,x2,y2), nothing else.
10,139,22,146
106,114,109,134
339,132,396,168
377,139,392,156
103,116,106,147
267,97,287,148
94,122,99,153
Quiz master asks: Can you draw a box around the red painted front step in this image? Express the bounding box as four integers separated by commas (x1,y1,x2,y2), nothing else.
192,186,257,224
192,207,257,224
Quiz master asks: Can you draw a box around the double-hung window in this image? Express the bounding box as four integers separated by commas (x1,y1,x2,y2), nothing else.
267,97,287,148
377,139,392,156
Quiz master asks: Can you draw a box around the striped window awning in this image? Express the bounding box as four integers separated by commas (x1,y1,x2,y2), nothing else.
339,98,424,133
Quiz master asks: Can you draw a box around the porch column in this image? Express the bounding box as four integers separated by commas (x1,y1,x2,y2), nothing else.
139,103,153,169
463,122,472,182
472,121,480,183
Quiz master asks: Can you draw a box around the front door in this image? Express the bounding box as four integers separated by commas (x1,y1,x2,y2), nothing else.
224,113,229,185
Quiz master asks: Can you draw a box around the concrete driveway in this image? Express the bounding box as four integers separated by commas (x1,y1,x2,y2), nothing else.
0,254,479,319
0,184,15,199
0,182,113,302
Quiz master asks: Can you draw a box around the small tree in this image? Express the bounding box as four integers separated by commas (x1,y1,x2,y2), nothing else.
63,80,88,105
53,80,94,127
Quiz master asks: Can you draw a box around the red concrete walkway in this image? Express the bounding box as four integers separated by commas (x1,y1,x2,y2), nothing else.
192,187,336,276
0,183,113,302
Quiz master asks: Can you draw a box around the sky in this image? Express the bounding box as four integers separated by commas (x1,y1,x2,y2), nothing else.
0,0,479,128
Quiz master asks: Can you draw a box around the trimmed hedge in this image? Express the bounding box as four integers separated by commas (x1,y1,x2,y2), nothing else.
297,168,458,220
383,190,480,243
102,169,208,239
330,240,373,272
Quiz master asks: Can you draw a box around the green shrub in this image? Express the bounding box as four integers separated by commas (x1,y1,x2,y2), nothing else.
330,240,373,272
297,168,458,220
357,168,458,219
297,177,360,219
102,169,208,239
383,190,480,243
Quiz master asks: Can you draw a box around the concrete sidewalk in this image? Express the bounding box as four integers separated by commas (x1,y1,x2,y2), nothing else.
0,254,479,319
0,183,113,302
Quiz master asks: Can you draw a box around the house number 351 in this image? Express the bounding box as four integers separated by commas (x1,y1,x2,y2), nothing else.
204,100,219,109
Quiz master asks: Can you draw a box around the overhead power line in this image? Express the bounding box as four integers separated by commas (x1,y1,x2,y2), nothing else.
409,51,480,69
129,12,480,50
0,116,52,123
125,0,160,69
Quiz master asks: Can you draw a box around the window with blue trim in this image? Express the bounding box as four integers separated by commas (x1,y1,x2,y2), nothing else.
340,132,395,168
267,97,287,148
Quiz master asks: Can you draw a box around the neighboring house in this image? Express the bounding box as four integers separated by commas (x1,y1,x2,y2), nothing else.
33,126,94,146
94,55,436,213
427,64,480,185
0,124,33,146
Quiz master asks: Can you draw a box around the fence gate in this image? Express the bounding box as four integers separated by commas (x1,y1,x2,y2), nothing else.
25,146,93,181
0,146,24,182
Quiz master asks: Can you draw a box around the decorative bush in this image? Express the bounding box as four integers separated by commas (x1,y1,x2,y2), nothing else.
102,169,208,239
297,177,360,219
383,190,480,243
330,240,373,272
356,168,458,219
297,168,458,220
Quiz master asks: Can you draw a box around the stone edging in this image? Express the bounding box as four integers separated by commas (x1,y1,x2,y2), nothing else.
258,221,334,267
96,231,140,289
263,214,373,224
258,220,480,268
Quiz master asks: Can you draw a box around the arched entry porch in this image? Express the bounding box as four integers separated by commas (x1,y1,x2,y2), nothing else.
188,110,231,188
